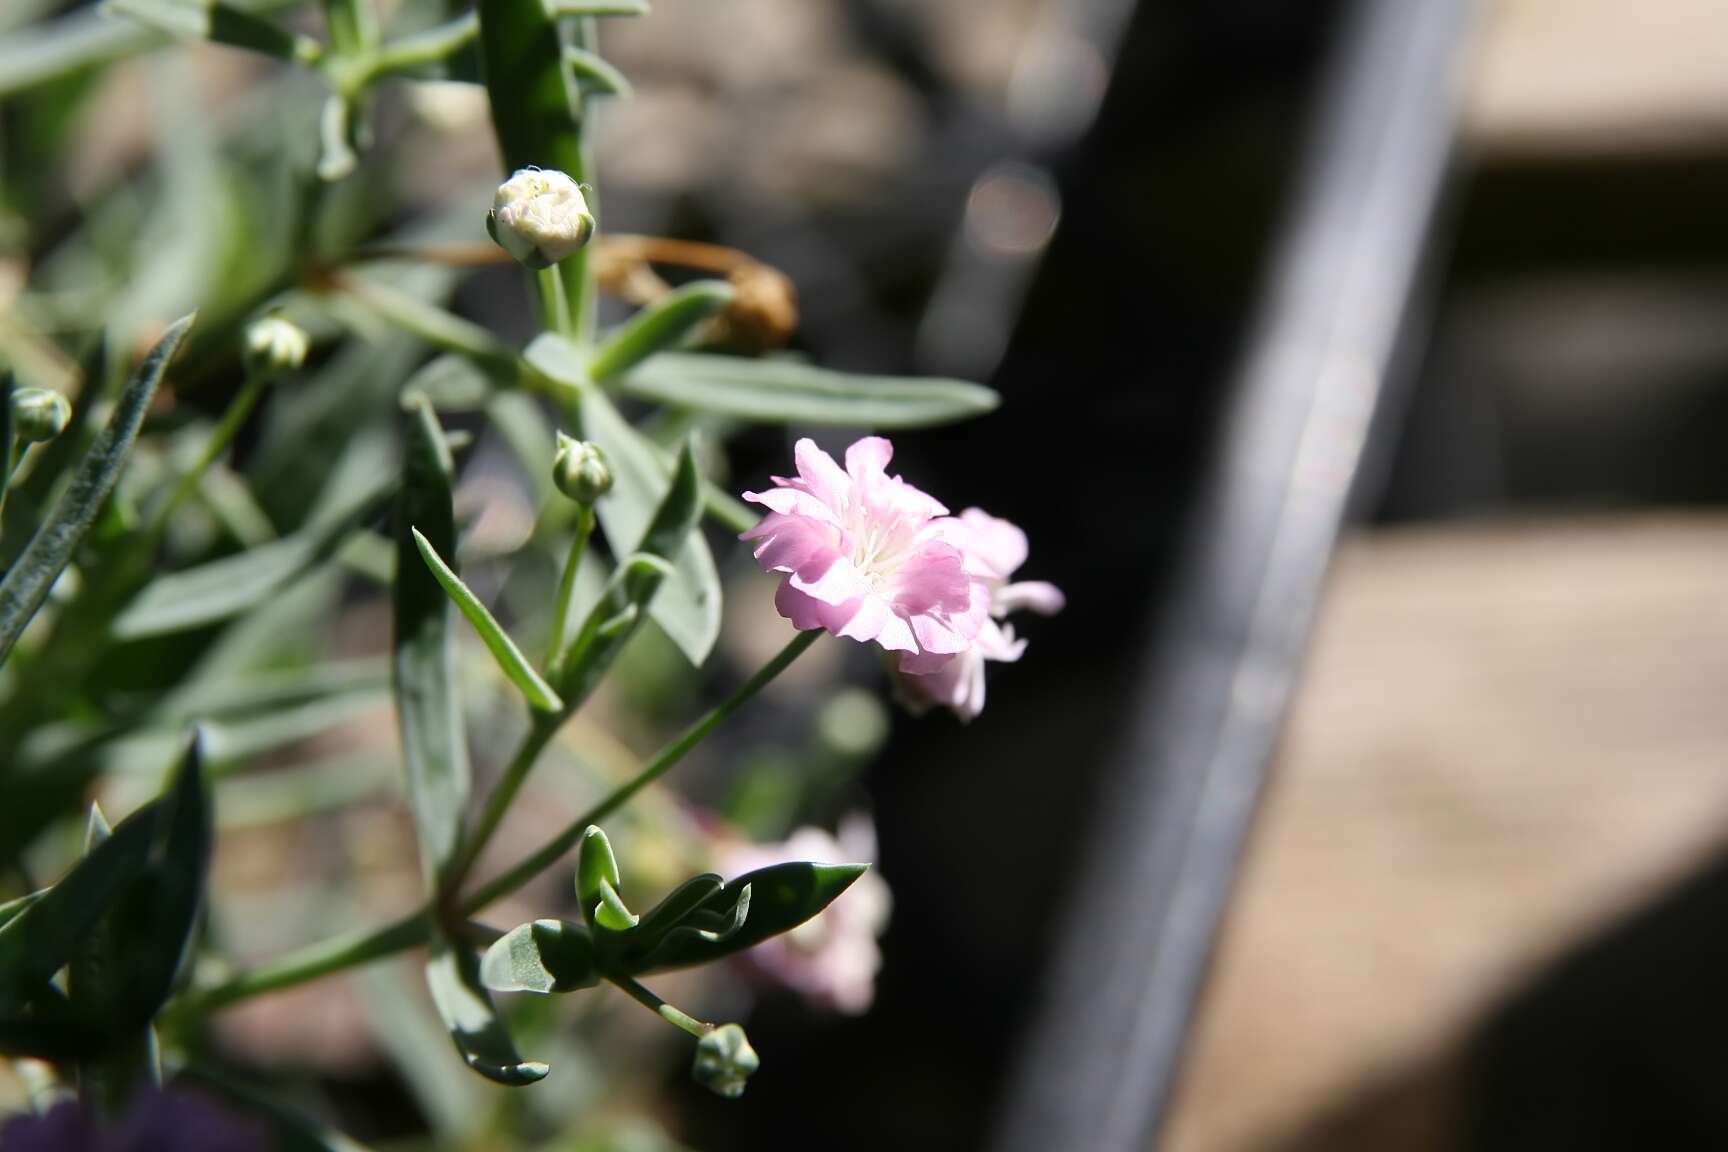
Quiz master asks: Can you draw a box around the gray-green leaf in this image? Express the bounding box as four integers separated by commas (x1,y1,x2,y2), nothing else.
618,352,1000,428
0,315,193,666
425,942,550,1086
411,529,563,713
633,861,866,973
480,919,598,994
393,399,471,887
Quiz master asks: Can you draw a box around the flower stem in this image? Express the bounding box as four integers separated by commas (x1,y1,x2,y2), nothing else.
463,629,819,910
440,712,559,901
546,505,594,673
143,368,270,548
535,266,570,337
609,974,710,1037
175,629,820,1014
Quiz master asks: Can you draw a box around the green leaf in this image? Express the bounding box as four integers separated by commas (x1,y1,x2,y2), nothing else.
0,892,43,933
394,398,471,887
480,919,598,994
0,794,162,1015
574,824,621,915
69,804,157,1119
411,529,563,713
634,862,867,973
367,12,480,83
104,731,213,1024
111,472,393,639
589,282,733,383
0,733,209,1063
564,44,632,97
425,941,550,1086
0,315,193,666
102,0,320,63
629,873,723,954
0,8,153,97
617,351,1000,428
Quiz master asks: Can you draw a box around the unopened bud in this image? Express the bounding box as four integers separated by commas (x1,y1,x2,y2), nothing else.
552,433,612,505
488,168,596,269
10,388,70,443
693,1024,758,1099
242,315,309,379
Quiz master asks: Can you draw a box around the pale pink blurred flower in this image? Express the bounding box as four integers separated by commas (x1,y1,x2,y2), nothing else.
721,815,891,1015
740,437,988,670
894,508,1064,722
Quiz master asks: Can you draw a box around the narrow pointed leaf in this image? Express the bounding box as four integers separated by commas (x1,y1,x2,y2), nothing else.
0,315,193,666
108,730,213,1022
411,529,563,712
394,399,470,886
69,802,155,1119
425,942,550,1086
618,351,1000,428
589,282,733,383
631,873,723,950
634,862,867,973
0,801,161,1014
102,0,320,63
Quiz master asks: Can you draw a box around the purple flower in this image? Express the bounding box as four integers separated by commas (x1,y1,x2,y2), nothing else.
0,1090,267,1152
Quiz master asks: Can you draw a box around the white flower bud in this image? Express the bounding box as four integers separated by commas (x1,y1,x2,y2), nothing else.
10,388,70,443
242,315,310,380
488,168,596,269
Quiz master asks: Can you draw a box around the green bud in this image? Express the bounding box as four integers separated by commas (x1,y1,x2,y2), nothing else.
242,314,310,379
552,433,612,504
693,1024,759,1099
10,389,71,443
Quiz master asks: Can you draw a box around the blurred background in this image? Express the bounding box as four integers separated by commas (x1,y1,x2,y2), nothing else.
6,0,1728,1148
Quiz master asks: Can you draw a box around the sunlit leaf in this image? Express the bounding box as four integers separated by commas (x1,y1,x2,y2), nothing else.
411,529,563,713
425,942,549,1086
633,862,866,972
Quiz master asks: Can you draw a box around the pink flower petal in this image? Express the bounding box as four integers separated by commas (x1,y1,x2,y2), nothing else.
995,580,1065,617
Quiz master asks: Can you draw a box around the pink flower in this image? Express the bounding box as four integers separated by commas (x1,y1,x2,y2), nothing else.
741,438,988,669
721,816,891,1015
893,509,1064,722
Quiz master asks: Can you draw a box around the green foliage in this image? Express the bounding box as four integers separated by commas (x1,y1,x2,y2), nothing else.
0,317,193,666
484,824,865,985
393,398,470,888
0,0,1004,1132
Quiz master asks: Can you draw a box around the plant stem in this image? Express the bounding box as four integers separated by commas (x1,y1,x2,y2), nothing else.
464,629,819,910
609,974,710,1037
545,505,594,672
175,630,820,1014
535,266,570,337
441,712,559,901
143,369,270,548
